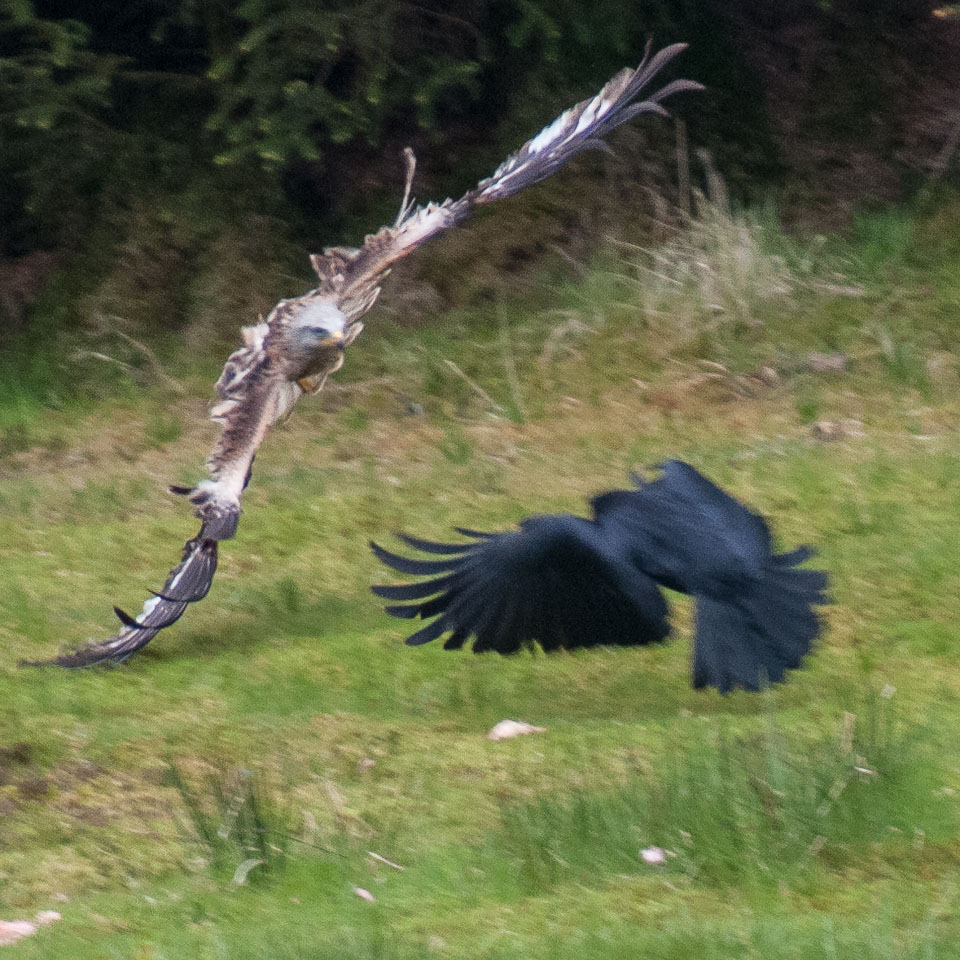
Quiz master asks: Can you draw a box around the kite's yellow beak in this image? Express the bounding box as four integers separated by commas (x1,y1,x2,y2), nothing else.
318,329,346,349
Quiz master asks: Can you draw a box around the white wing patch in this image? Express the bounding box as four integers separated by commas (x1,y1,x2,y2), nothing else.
527,114,568,155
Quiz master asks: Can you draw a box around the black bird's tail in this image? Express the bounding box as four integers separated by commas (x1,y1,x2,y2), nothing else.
691,548,828,693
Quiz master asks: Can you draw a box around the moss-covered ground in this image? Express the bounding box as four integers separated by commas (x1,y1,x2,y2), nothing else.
1,196,959,958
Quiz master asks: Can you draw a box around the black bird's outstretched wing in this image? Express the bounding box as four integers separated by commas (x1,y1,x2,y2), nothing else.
373,462,828,692
593,461,829,692
591,460,773,594
371,516,670,654
20,523,221,668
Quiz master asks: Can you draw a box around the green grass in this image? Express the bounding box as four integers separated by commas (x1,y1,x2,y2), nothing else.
496,691,952,892
2,196,960,957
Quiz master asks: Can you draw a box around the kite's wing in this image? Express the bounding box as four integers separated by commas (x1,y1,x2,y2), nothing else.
592,461,829,691
370,515,670,653
184,312,304,537
26,317,302,668
312,42,702,324
20,530,219,668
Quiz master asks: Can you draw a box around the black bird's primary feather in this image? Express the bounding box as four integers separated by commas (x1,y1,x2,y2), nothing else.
372,514,671,656
371,461,828,692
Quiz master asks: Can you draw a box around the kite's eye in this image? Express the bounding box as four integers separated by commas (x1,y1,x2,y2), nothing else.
299,326,346,348
318,327,345,346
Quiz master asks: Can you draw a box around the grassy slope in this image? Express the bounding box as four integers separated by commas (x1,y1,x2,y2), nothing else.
1,197,959,958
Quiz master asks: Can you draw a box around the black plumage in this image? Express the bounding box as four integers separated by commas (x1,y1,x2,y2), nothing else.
371,461,828,693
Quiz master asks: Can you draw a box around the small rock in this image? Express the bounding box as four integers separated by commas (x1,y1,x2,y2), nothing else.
807,352,847,374
641,846,667,865
0,920,37,945
353,887,376,903
487,720,546,742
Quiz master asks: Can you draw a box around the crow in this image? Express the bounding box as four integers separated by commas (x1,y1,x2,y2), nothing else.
371,461,828,693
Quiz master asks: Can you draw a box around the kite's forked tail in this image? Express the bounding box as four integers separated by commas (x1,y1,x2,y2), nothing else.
19,519,225,668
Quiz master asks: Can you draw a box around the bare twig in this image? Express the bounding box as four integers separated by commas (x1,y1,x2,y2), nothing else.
114,330,185,394
74,350,134,371
367,850,405,871
549,244,589,280
442,359,504,413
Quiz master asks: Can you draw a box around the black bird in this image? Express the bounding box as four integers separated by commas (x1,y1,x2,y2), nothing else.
370,461,828,693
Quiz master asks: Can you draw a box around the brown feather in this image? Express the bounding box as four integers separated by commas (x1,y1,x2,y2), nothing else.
310,42,699,327
206,358,285,479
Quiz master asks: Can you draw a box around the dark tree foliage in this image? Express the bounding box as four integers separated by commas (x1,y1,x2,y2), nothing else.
0,2,120,252
0,0,950,329
0,0,754,256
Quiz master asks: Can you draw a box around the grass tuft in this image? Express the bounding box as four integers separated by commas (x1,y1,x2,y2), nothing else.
497,691,951,893
165,763,293,884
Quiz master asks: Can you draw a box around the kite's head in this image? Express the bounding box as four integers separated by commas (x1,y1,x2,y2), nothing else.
286,300,350,373
290,300,348,348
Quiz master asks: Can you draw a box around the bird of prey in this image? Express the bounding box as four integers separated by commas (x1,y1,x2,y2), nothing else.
370,461,829,693
25,43,702,668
